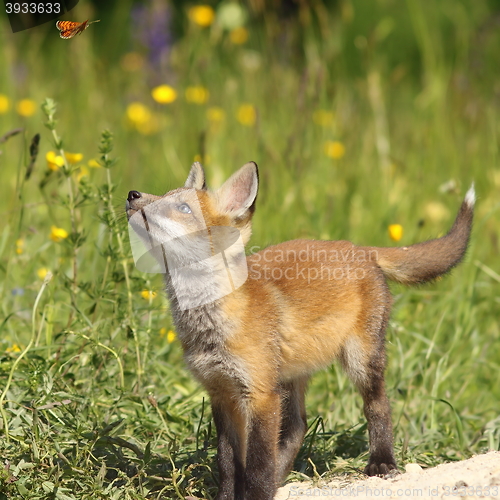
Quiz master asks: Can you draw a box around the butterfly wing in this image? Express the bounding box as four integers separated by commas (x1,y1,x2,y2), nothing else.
56,20,79,31
58,28,74,39
55,20,89,39
56,20,79,38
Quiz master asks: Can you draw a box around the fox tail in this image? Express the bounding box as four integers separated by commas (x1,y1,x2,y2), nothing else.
374,185,475,285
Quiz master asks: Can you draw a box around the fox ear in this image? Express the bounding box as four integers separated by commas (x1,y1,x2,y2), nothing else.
184,162,206,190
217,162,259,218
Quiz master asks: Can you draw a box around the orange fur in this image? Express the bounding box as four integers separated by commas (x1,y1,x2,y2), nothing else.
126,162,474,500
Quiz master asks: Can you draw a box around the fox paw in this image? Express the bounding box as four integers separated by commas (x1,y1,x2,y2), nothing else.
364,461,398,477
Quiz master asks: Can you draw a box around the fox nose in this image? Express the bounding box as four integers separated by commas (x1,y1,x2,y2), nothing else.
127,190,142,202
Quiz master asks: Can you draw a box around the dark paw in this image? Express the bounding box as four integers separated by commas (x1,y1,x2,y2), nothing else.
364,461,398,477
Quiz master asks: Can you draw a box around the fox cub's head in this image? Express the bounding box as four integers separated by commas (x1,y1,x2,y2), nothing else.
126,162,259,268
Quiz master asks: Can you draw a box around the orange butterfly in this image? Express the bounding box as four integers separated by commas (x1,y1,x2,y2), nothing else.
56,19,100,39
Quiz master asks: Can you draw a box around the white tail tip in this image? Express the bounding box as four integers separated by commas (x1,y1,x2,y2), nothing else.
465,183,475,208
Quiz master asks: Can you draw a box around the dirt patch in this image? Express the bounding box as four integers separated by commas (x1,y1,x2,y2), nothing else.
276,452,500,499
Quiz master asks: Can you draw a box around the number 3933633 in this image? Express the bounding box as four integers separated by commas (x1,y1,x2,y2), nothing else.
5,0,79,33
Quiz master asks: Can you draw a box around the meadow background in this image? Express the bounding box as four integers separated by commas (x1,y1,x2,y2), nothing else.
0,0,499,498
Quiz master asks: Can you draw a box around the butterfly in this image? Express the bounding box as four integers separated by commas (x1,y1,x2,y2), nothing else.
56,20,100,39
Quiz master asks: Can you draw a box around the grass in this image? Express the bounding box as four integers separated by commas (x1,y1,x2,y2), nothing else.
1,1,500,498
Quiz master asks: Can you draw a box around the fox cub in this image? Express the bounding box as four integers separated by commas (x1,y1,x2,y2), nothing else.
126,162,474,500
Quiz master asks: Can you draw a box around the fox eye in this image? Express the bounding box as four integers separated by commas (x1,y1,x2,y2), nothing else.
177,203,192,214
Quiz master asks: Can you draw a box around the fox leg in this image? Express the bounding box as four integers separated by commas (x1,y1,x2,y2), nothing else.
244,390,281,500
212,398,249,500
359,365,396,475
276,376,309,482
212,390,281,500
340,335,397,476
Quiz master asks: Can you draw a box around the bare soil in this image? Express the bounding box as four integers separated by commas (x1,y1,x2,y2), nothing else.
275,452,500,499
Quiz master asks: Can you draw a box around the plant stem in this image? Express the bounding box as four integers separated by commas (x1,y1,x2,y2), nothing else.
0,273,52,440
104,167,142,388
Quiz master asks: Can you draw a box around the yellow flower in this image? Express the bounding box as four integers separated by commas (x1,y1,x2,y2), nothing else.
50,226,69,242
16,99,37,117
185,86,209,104
126,104,160,135
137,115,161,136
88,158,101,168
229,27,249,44
127,102,152,126
151,85,177,104
46,151,65,171
0,94,10,114
75,166,89,182
167,330,176,343
188,5,215,27
237,104,256,126
37,267,49,280
388,224,403,242
313,109,334,127
324,140,345,159
15,238,24,255
140,290,158,300
160,328,177,343
6,344,22,353
65,152,83,164
207,107,225,123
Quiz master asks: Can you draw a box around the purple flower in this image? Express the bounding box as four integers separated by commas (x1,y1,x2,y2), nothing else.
131,1,173,76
